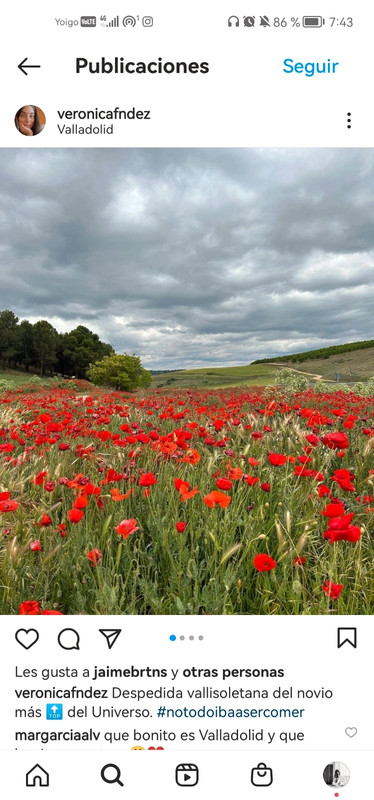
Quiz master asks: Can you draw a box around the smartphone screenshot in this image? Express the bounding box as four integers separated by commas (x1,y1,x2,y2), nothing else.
0,0,373,796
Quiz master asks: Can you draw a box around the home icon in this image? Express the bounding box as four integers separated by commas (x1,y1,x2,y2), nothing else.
26,764,50,787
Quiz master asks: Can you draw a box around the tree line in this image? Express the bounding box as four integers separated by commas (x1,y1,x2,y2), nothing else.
0,309,114,378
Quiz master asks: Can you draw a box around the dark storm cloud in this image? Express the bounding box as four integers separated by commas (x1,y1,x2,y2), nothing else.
0,148,374,369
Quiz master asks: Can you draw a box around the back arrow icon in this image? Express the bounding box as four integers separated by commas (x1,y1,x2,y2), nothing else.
18,58,41,76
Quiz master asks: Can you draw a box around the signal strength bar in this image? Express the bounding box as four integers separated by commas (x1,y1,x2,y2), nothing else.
107,15,119,26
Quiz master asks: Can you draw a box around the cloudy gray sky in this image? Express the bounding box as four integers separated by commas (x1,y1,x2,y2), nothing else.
0,148,373,369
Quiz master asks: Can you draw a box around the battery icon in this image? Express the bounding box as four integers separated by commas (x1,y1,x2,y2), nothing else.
302,16,324,27
80,16,97,27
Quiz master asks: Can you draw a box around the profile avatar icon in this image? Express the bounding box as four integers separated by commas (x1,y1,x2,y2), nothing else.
15,105,46,136
323,762,350,788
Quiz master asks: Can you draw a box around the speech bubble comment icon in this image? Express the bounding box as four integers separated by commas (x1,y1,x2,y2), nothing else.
57,628,80,650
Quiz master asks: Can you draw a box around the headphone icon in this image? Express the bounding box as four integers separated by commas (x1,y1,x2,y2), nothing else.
228,15,240,27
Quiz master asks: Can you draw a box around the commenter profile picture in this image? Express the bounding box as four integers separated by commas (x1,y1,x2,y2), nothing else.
15,105,46,136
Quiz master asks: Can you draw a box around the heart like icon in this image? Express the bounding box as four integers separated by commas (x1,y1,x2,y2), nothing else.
345,727,358,738
15,628,39,650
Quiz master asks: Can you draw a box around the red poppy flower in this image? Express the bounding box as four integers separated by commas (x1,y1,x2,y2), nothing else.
322,432,350,450
305,434,319,446
38,514,52,527
227,467,243,480
180,486,200,501
115,518,139,539
324,527,360,543
268,453,287,466
174,478,190,493
32,471,47,485
74,495,88,510
333,469,355,480
58,443,70,451
175,522,186,533
138,472,157,487
293,556,306,565
322,580,343,599
215,478,233,491
261,483,271,492
68,508,84,523
321,503,345,518
181,448,201,464
87,548,103,565
323,512,361,543
0,499,18,512
253,553,277,572
0,492,10,501
19,600,41,615
30,539,42,552
332,468,356,492
203,491,231,509
245,475,259,487
44,482,55,492
110,488,133,501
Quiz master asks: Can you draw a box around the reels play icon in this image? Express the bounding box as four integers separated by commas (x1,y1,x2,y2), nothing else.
175,764,199,787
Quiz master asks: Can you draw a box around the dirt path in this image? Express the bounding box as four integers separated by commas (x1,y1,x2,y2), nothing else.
265,363,323,381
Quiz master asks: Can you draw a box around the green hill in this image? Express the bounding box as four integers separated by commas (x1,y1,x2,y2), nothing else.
151,363,279,389
152,340,374,389
253,339,374,365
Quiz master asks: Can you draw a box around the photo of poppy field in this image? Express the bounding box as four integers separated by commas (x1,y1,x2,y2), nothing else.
0,380,373,616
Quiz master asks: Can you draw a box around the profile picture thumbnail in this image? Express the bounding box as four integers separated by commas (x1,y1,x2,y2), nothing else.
15,105,46,137
323,762,350,788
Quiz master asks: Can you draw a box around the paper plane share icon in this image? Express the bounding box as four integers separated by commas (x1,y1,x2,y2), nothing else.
99,629,122,649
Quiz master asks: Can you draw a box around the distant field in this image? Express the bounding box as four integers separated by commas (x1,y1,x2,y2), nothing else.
151,363,280,389
151,347,374,388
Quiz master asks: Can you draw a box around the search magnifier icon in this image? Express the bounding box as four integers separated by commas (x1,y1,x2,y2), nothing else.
101,764,124,787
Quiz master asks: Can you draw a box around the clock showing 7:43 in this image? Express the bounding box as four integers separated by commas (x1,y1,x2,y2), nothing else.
329,17,353,26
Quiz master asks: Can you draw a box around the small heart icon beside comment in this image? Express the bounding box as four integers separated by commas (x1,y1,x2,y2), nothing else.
345,727,357,738
15,629,39,650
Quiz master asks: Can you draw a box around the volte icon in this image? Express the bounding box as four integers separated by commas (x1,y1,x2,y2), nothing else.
99,629,122,649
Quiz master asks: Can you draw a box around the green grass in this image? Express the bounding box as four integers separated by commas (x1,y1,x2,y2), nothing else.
152,364,279,389
0,369,46,386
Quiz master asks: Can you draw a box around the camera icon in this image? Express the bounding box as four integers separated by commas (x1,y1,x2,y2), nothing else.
142,16,153,27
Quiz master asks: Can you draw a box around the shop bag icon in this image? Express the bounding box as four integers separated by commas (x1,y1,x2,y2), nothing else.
251,762,273,787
